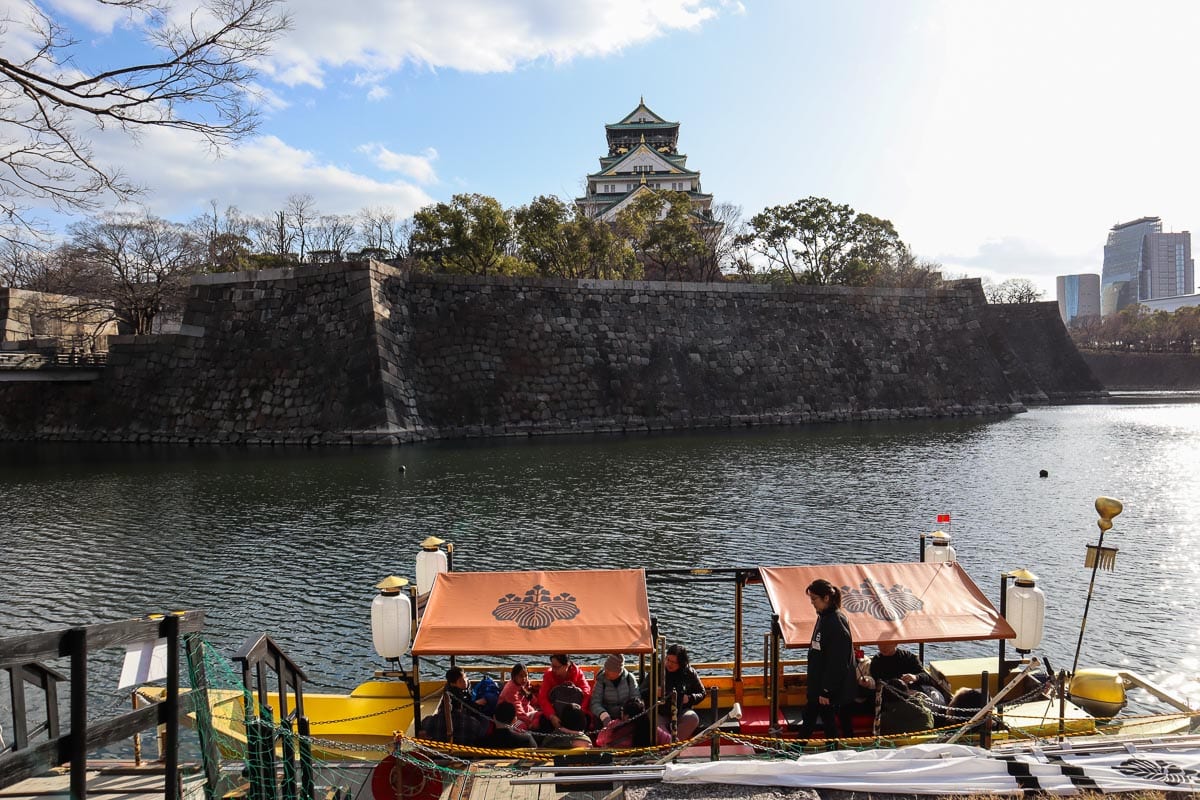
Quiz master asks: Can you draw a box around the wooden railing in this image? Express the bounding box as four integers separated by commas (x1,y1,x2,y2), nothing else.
232,634,313,800
0,611,206,800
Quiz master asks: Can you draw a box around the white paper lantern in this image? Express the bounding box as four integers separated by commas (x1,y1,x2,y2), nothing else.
927,531,957,563
371,576,412,661
416,536,449,596
1005,569,1045,653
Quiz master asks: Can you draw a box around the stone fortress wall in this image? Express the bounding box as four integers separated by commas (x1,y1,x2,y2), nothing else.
0,262,1105,444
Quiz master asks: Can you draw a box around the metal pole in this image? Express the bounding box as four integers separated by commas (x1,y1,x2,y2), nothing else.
998,573,1010,687
768,615,781,736
1071,528,1106,675
733,575,743,703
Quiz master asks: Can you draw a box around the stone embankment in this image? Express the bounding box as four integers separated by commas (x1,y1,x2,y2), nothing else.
0,262,1104,445
1081,352,1200,390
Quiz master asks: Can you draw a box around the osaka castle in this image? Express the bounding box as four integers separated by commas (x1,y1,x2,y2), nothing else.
575,99,717,224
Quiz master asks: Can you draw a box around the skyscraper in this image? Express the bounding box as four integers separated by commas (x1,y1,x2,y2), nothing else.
1056,274,1101,325
1139,231,1194,302
1100,217,1195,316
1101,217,1159,317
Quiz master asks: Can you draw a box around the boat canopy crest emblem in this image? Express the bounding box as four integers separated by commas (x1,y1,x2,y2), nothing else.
841,580,925,621
493,585,580,630
1116,758,1200,785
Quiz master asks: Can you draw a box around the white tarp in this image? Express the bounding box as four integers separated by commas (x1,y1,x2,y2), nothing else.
663,743,1200,795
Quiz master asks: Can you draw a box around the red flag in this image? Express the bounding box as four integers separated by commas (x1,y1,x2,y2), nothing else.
936,514,951,524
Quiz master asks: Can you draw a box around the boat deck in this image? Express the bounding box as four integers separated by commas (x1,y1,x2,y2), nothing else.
0,764,206,800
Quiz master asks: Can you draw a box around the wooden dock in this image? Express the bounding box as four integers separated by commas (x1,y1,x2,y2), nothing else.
0,764,206,800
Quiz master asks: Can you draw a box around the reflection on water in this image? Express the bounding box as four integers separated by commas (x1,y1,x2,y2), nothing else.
2,403,1199,709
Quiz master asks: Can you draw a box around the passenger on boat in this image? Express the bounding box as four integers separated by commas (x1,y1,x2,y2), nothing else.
542,702,593,749
591,653,639,725
863,642,931,689
595,697,671,748
476,701,537,750
536,654,592,731
791,579,857,741
498,662,538,730
659,643,705,740
875,678,934,736
418,667,490,745
942,687,998,733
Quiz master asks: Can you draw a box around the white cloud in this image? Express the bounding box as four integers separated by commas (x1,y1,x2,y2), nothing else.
358,144,438,184
87,127,435,222
935,237,1100,300
261,0,721,87
42,0,130,34
366,85,390,102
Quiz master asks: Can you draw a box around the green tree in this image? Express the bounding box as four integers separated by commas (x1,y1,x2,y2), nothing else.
512,195,638,280
616,191,706,281
736,196,905,286
410,193,518,275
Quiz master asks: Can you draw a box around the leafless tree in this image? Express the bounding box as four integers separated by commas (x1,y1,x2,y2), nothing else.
309,214,357,262
190,200,253,271
285,193,317,263
251,210,295,264
0,0,289,243
357,206,413,258
984,277,1044,304
696,202,745,282
66,213,205,334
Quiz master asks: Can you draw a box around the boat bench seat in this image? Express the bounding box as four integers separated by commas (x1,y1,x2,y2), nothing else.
736,705,788,734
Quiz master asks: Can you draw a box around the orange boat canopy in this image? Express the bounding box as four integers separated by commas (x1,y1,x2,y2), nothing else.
410,569,653,656
759,561,1015,648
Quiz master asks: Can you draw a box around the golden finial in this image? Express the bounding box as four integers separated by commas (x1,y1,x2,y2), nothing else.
1095,497,1123,532
640,133,645,144
376,575,410,593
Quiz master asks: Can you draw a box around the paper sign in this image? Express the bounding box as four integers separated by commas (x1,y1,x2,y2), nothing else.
118,638,168,689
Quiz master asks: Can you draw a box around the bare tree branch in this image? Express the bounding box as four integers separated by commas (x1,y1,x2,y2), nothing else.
0,0,288,239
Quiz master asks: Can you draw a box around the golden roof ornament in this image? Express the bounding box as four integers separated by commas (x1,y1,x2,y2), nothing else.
375,575,409,593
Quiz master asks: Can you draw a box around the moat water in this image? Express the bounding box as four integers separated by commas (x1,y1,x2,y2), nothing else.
3,401,1199,714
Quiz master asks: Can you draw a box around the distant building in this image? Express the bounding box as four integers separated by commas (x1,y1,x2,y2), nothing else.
1100,216,1194,316
1056,273,1101,325
1140,231,1194,302
575,98,716,223
1140,293,1200,313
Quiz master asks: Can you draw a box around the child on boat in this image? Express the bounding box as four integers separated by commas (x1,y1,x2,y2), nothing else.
498,662,538,730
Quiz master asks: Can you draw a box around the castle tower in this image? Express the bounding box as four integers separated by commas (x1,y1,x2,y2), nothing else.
575,99,716,222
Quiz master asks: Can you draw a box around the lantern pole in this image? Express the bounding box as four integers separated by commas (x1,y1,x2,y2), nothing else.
1071,497,1123,674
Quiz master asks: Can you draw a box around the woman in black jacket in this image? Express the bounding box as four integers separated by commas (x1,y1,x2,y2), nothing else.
793,579,856,741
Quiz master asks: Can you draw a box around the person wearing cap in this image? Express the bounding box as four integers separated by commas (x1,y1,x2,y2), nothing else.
590,654,639,725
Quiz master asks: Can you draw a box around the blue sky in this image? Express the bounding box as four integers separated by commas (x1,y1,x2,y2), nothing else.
14,0,1200,298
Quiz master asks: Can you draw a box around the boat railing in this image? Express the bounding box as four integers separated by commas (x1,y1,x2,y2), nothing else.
230,634,313,800
0,611,205,800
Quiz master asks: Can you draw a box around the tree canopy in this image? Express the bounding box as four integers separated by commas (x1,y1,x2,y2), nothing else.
735,196,906,286
984,278,1044,304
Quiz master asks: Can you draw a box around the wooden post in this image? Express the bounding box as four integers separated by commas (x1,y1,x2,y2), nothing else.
297,717,314,800
185,636,221,800
68,627,88,800
163,615,180,800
